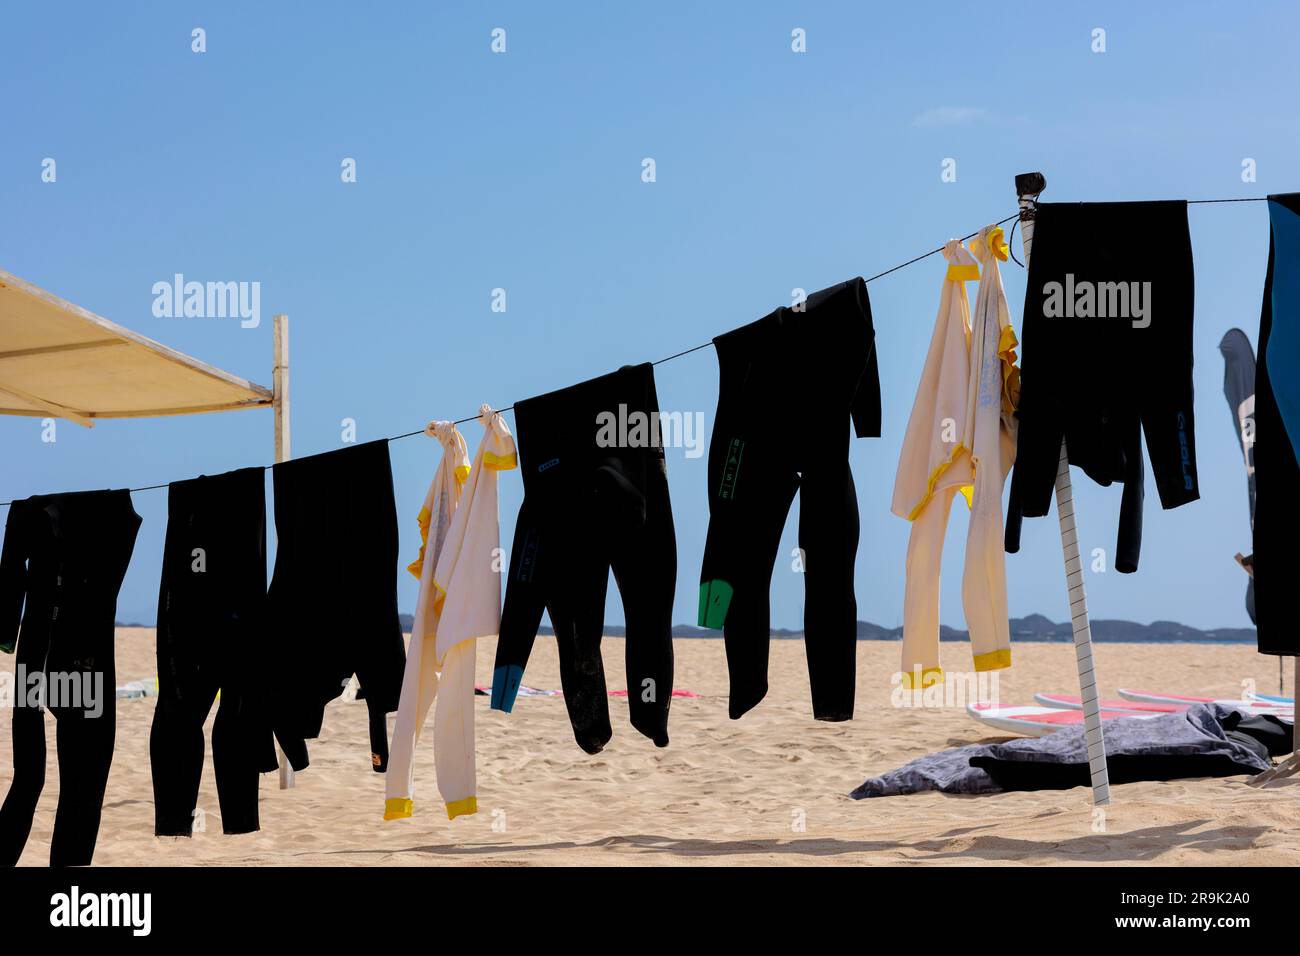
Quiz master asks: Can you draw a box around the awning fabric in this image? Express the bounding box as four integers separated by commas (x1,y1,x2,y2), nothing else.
0,268,272,426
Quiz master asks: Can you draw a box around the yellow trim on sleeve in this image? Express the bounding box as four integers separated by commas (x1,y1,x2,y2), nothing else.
905,443,973,521
483,451,518,471
446,796,478,820
972,648,1012,672
986,226,1010,262
945,263,980,282
900,667,944,690
998,323,1021,414
384,797,414,820
454,463,471,483
406,506,433,579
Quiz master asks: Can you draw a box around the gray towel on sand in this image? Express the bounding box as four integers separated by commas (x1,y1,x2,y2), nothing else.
851,704,1277,798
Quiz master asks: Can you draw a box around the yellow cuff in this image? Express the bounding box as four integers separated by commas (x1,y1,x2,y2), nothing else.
905,443,970,521
946,263,979,282
973,648,1012,672
407,506,433,579
483,451,518,471
384,797,414,820
446,797,477,820
986,225,1009,261
900,666,944,690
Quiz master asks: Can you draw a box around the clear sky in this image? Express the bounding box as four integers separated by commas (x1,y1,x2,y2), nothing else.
2,1,1295,630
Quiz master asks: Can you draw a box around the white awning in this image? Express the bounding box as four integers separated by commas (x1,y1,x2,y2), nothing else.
0,268,272,427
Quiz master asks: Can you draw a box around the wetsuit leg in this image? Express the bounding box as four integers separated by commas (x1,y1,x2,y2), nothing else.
343,443,406,772
550,555,614,755
150,670,219,836
493,498,548,713
49,695,116,867
698,317,798,719
0,702,46,866
798,456,859,720
609,367,675,746
48,590,120,867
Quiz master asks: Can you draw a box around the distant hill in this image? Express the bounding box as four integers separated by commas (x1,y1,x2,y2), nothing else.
120,613,1257,645
660,614,1257,644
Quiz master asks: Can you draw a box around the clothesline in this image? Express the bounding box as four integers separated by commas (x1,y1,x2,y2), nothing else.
401,209,1028,432
0,195,1271,506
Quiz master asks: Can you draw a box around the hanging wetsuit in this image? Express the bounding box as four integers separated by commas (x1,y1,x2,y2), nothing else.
386,407,516,821
151,468,278,837
698,278,881,721
0,489,141,867
492,363,677,754
1253,192,1300,656
267,440,407,771
1006,201,1198,573
892,228,1020,688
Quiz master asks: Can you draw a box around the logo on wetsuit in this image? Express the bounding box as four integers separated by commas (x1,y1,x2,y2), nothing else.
516,528,540,582
718,438,745,500
1177,411,1194,491
538,457,560,473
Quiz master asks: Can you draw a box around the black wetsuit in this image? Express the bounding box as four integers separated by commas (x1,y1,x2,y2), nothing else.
1253,192,1300,656
698,278,881,721
0,489,141,866
1006,201,1199,572
151,468,278,837
492,363,677,754
267,440,407,771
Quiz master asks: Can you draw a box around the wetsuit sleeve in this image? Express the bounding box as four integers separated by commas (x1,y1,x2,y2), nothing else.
0,502,30,654
491,500,547,713
851,338,882,439
1114,431,1145,574
353,616,406,774
1007,400,1064,520
1004,486,1023,554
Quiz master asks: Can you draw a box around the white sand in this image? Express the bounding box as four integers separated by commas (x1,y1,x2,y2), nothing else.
2,630,1298,866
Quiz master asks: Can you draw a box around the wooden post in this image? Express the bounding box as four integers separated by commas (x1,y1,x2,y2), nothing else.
273,314,295,790
1015,173,1112,806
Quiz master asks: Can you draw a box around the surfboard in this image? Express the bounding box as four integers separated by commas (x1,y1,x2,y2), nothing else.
1117,688,1292,709
967,701,1161,737
1033,692,1181,714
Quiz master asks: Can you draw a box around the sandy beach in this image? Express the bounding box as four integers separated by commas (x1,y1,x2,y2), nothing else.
2,629,1297,867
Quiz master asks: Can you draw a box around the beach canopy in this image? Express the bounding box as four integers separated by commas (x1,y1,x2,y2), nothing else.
0,268,272,427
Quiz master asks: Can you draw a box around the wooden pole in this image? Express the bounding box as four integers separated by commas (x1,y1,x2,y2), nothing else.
273,313,295,790
1015,173,1112,806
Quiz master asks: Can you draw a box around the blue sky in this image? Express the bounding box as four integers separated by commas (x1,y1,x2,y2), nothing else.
1,1,1295,630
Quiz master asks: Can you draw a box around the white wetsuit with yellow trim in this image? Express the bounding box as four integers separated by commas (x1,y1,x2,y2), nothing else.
891,227,1020,688
385,405,517,821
